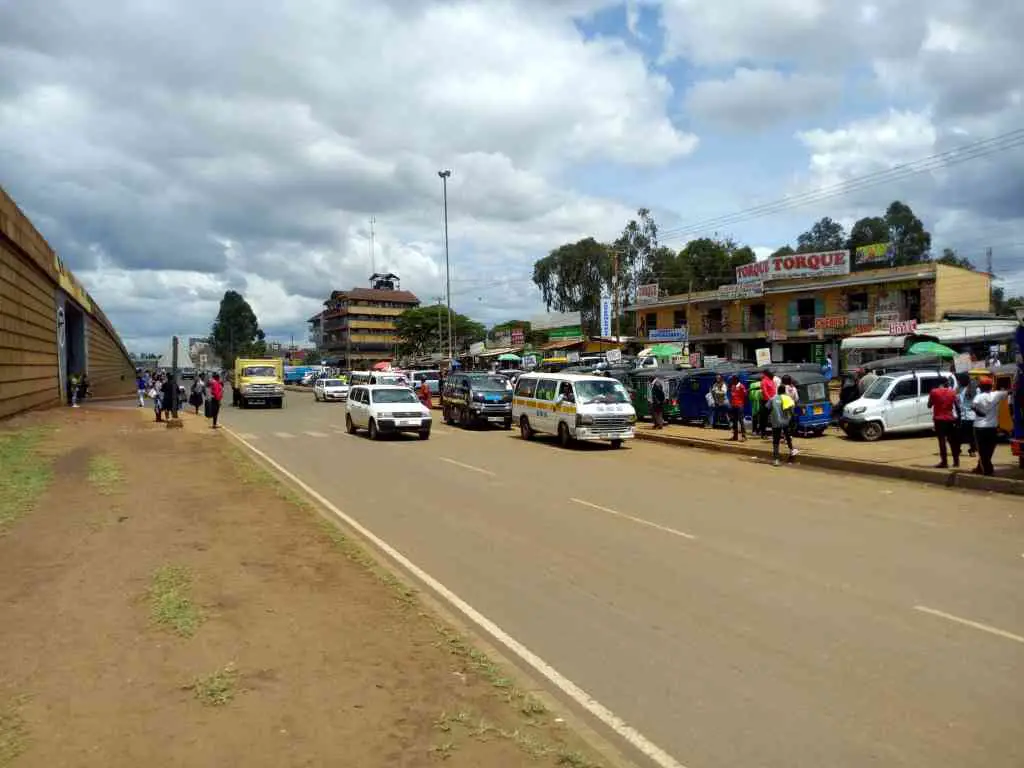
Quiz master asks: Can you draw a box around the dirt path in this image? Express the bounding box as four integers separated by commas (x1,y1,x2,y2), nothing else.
0,407,610,768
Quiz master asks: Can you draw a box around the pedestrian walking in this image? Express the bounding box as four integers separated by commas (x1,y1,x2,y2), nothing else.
152,375,164,421
208,373,224,428
136,371,146,407
418,378,432,410
769,392,798,467
956,373,978,458
160,375,176,421
927,377,960,468
189,374,206,415
821,353,834,381
759,369,777,437
971,377,1008,476
650,376,666,430
728,375,747,441
749,379,763,437
707,374,727,429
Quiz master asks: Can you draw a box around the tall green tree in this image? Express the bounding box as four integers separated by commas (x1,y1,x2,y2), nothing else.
885,200,931,265
935,247,976,270
210,290,265,367
395,305,485,357
532,237,613,335
770,245,795,259
613,208,660,301
797,216,846,252
674,237,756,292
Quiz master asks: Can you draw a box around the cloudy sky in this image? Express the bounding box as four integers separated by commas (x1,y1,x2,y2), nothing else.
2,0,1022,353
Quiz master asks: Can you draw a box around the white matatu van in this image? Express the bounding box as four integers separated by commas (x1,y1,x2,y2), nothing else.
512,373,636,449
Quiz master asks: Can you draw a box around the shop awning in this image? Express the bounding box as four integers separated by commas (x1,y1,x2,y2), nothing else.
840,334,905,350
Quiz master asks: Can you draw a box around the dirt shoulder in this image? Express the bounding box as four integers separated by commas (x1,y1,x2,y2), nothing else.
0,407,611,768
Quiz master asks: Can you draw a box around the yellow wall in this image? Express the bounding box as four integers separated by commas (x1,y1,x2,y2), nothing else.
934,264,990,317
350,320,396,331
349,333,397,344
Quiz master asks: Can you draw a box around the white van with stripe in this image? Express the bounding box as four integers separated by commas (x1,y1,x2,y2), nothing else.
512,373,636,449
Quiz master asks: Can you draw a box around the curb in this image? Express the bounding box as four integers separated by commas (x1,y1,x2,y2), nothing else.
635,430,1024,497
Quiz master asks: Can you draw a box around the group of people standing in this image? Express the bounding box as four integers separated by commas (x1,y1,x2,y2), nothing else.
135,370,223,428
928,373,1008,476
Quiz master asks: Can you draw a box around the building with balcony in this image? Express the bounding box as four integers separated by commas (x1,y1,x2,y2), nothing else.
308,273,419,369
631,262,991,368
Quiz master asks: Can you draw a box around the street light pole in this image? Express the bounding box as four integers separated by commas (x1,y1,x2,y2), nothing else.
438,169,453,362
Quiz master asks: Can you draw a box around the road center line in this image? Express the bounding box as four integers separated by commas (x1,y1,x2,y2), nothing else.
569,498,697,541
439,457,495,476
224,428,687,768
913,605,1024,645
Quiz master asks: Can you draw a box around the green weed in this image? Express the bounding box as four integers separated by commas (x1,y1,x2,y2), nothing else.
188,663,239,706
87,454,121,493
149,565,203,637
0,428,53,531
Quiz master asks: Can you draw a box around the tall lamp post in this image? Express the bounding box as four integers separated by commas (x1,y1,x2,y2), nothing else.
438,169,453,362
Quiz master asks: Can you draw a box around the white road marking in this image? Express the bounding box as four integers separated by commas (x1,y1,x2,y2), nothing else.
224,427,687,768
913,605,1024,645
304,431,329,438
235,433,259,440
569,498,697,541
273,432,295,439
439,457,495,476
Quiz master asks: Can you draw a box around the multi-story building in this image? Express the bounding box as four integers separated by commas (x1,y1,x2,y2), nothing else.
308,273,419,369
631,261,991,367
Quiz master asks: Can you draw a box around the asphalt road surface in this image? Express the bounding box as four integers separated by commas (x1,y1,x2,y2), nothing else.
224,391,1023,768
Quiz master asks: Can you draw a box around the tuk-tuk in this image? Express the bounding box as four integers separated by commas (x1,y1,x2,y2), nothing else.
679,365,756,426
626,369,689,423
968,364,1016,435
787,370,832,436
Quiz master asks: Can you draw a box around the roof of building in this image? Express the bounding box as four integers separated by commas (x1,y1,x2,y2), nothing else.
328,287,419,304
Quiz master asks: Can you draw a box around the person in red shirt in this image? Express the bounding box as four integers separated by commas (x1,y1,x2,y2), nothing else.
728,375,747,441
927,378,960,468
208,372,224,429
759,370,777,436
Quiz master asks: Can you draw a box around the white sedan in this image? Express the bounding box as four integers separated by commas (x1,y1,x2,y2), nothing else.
313,378,350,402
345,385,432,440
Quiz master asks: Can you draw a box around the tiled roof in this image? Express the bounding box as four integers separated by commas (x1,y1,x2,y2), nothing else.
328,288,419,304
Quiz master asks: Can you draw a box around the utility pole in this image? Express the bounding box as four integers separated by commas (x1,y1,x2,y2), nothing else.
986,246,994,312
370,215,376,275
434,296,444,356
611,248,621,341
438,170,453,361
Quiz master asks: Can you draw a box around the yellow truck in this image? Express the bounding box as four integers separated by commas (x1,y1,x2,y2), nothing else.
232,358,285,409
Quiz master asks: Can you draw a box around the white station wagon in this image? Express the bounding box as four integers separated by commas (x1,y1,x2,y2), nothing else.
345,385,432,440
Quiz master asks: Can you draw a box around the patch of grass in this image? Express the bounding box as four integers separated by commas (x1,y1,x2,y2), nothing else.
319,520,418,608
0,697,29,766
0,427,54,531
148,565,203,637
188,663,239,706
87,454,121,493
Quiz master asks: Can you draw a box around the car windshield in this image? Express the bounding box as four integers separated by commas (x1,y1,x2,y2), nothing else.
323,379,344,387
378,375,405,386
863,376,893,399
372,389,418,404
242,366,276,377
575,379,629,404
473,376,510,391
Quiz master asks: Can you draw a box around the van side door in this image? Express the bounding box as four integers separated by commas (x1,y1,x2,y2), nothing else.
885,375,920,432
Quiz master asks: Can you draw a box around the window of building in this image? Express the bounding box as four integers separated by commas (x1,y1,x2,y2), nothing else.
673,309,687,328
903,289,921,320
848,292,869,312
645,312,657,330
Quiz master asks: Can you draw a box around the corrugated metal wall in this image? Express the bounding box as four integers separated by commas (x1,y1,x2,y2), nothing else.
0,186,135,419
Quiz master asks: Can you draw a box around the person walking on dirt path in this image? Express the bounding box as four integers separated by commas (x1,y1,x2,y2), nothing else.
650,376,666,430
152,374,165,421
749,379,763,437
728,375,747,441
208,373,224,429
160,375,176,421
927,377,960,468
956,373,978,458
971,377,1008,476
189,374,205,415
136,371,146,407
759,369,777,437
768,391,798,467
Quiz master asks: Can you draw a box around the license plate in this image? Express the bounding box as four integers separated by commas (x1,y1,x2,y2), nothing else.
813,407,823,415
398,419,420,427
488,416,504,422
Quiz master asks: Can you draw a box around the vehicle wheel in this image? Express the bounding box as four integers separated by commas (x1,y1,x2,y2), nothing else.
812,427,826,437
239,398,247,410
459,408,471,428
519,416,534,440
274,398,283,409
444,406,454,425
860,421,884,442
345,414,357,434
418,430,430,441
558,422,573,449
610,439,623,449
503,418,513,430
368,419,379,440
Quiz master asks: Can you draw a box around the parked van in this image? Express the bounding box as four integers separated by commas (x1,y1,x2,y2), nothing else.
840,369,956,441
513,373,636,449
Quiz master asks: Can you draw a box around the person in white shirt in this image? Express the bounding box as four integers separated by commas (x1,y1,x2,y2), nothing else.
971,377,1008,476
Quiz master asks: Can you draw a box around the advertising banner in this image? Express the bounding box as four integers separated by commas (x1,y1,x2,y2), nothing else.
736,250,850,283
717,282,765,300
854,241,893,266
649,328,688,342
510,328,524,346
755,347,771,366
636,283,659,304
531,311,581,330
889,319,918,335
599,296,612,337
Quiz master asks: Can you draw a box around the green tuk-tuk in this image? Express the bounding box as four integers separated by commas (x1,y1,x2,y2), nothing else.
626,368,689,423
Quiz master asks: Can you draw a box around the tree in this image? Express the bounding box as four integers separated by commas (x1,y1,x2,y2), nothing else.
210,290,265,367
847,216,889,251
674,237,756,292
935,248,976,270
395,305,486,357
770,245,795,259
613,208,660,302
885,200,931,265
992,287,1024,316
532,237,612,335
301,349,322,365
797,216,846,253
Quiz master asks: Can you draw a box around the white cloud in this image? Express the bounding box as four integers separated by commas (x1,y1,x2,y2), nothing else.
685,68,841,131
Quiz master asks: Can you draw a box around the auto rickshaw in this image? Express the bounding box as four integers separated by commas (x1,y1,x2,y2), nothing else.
626,369,688,423
968,364,1016,435
787,370,832,436
680,365,755,427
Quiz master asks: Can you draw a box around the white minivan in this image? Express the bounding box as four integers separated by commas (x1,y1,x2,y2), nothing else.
840,370,956,441
513,373,636,449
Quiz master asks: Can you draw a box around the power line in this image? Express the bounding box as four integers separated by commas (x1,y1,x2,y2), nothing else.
657,128,1024,242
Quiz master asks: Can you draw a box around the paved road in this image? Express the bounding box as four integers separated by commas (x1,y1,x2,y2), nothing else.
224,391,1023,768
